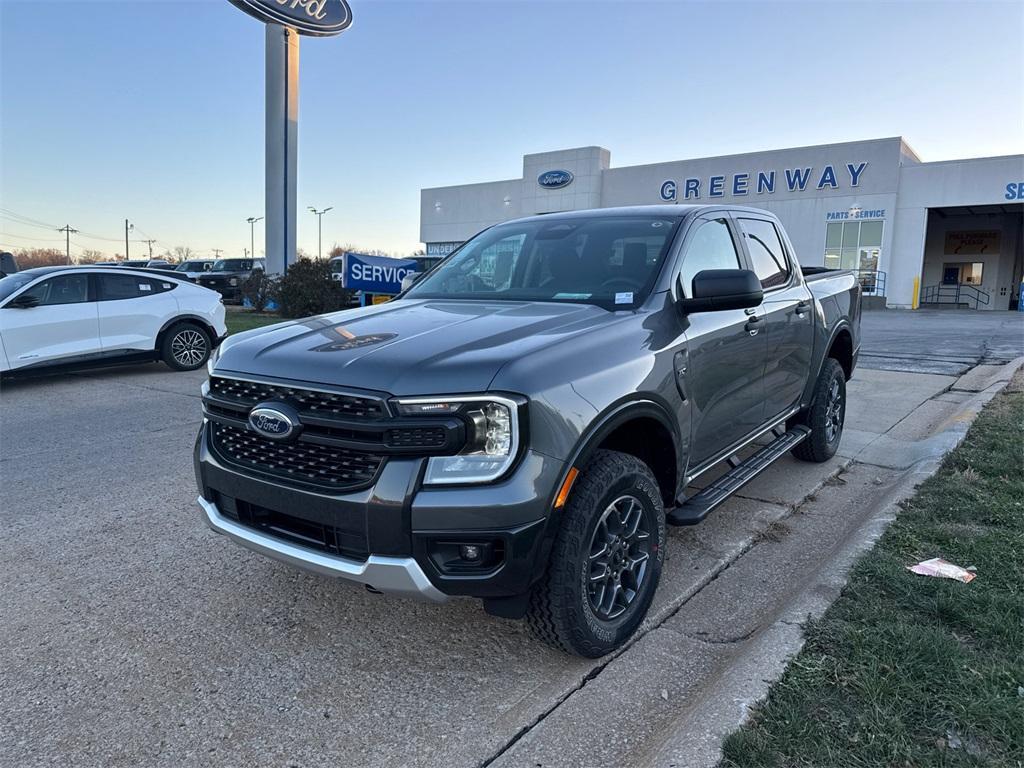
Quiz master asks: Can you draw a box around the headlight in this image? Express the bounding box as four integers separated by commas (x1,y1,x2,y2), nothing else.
228,277,239,286
394,395,521,485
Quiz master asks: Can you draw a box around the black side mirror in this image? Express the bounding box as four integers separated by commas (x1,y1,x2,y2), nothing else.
7,293,40,309
678,269,763,313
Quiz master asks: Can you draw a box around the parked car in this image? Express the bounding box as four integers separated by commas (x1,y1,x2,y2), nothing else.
0,251,18,278
196,205,861,656
175,259,215,279
196,258,265,303
120,259,151,268
0,266,226,375
146,259,172,268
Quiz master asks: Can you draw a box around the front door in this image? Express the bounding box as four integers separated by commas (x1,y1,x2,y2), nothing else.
0,272,100,369
736,216,814,422
675,216,767,466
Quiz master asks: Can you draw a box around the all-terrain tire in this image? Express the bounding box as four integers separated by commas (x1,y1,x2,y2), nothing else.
161,321,212,371
792,357,846,463
526,449,666,657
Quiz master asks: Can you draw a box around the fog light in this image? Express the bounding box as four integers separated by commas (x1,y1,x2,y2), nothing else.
459,544,482,561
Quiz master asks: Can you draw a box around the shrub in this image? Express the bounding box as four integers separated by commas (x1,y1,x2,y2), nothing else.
274,258,351,318
240,270,278,312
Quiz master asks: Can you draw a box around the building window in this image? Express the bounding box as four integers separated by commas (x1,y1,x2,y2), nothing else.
824,220,882,272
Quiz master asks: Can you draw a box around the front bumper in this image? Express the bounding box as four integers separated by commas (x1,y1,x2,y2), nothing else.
198,495,447,601
194,420,564,600
198,280,242,302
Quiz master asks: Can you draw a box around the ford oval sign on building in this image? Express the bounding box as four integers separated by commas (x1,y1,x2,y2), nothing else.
538,170,574,189
227,0,352,37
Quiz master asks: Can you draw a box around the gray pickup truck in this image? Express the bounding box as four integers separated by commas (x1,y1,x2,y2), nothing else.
195,205,860,657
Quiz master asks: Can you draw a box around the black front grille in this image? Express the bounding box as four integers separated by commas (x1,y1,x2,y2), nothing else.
210,376,384,420
384,426,448,449
211,422,383,490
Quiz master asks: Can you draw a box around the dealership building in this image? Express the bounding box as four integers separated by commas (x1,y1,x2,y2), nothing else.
420,137,1024,310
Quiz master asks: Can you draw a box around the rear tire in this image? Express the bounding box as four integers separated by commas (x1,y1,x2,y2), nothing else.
526,450,666,657
792,357,846,463
161,322,211,371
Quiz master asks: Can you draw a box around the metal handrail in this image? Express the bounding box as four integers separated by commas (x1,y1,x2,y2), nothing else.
921,283,991,309
853,269,886,297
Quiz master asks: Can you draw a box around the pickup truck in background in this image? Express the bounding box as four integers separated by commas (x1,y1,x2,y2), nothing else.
196,205,860,657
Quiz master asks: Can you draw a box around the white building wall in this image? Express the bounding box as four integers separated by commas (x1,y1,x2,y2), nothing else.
889,155,1024,308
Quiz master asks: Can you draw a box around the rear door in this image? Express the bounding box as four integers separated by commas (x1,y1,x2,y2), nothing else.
735,216,814,422
0,272,100,368
96,272,178,352
676,215,768,466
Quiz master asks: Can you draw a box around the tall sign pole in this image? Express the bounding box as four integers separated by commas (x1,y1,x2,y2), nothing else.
265,24,298,275
227,0,353,277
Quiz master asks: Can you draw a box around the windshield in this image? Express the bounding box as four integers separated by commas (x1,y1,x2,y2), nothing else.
177,261,208,271
405,215,680,308
0,273,38,302
211,259,251,272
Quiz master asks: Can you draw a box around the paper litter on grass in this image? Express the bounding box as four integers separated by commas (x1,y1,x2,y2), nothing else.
907,558,976,583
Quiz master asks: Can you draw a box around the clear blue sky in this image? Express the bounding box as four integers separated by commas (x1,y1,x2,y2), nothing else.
1,0,1022,259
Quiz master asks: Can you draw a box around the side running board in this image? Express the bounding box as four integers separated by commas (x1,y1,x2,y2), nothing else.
666,425,811,526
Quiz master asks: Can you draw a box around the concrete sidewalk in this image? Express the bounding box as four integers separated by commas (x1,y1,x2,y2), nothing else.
484,358,1024,768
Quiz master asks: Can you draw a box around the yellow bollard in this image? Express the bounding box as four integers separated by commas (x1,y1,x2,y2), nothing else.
912,276,920,310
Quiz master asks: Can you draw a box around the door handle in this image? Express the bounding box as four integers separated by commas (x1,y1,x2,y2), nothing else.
744,315,761,336
795,300,810,316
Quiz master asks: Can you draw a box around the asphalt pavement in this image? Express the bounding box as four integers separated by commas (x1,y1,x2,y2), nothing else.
1,309,1022,767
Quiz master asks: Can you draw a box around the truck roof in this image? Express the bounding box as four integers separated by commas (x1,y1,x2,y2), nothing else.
501,204,779,226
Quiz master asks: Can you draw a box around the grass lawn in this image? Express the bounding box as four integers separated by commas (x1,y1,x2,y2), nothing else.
225,310,283,335
722,376,1024,768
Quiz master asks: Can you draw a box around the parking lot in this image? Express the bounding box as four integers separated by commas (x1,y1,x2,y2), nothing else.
2,310,1022,767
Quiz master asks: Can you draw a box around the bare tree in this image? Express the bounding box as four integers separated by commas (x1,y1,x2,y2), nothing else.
79,249,106,264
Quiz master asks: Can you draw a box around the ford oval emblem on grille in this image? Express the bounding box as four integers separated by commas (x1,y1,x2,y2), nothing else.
248,402,301,441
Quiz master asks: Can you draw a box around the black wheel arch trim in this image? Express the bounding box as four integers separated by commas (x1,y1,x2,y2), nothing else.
155,315,220,351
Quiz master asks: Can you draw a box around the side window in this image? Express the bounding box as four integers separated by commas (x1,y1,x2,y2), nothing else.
679,218,741,296
98,274,154,301
21,274,90,306
738,218,791,289
150,279,176,294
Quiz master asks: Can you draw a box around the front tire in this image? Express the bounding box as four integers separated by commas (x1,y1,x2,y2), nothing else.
161,322,212,371
792,357,846,463
527,450,666,657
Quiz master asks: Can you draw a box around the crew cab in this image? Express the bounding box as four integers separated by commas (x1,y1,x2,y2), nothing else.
196,205,860,656
0,266,226,375
197,258,265,303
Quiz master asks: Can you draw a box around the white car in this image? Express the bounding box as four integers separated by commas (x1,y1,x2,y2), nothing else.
0,266,227,375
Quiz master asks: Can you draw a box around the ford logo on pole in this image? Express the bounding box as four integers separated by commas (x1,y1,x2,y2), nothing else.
227,0,353,37
248,403,302,441
538,170,574,189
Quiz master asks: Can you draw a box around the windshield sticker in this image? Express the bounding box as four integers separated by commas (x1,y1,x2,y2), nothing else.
615,292,634,305
553,292,592,300
139,283,152,291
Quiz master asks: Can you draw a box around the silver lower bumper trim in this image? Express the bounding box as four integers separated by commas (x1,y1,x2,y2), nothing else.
198,496,448,603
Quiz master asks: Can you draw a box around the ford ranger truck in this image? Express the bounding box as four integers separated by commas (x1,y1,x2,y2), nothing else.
195,205,861,657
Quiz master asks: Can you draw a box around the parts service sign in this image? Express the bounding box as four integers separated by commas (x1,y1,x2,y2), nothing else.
227,0,353,36
343,253,417,295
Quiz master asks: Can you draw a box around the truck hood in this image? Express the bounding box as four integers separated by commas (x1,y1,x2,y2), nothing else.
214,298,618,396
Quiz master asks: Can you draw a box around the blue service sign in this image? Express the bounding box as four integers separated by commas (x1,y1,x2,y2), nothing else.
538,169,574,189
343,253,417,295
227,0,353,36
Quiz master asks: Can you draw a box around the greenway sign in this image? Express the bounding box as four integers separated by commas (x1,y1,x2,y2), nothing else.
227,0,353,36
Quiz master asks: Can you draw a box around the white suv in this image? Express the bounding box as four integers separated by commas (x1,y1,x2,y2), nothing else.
0,267,227,375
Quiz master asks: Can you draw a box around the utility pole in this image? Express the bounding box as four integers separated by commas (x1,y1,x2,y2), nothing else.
246,216,264,261
142,239,157,259
57,225,78,264
124,219,133,261
308,206,332,259
212,248,223,258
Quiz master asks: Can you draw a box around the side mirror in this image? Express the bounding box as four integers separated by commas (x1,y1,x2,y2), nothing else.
400,272,423,292
678,269,763,313
7,293,40,309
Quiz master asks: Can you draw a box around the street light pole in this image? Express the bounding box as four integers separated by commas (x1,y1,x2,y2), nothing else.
308,206,332,259
246,216,264,261
124,219,133,261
